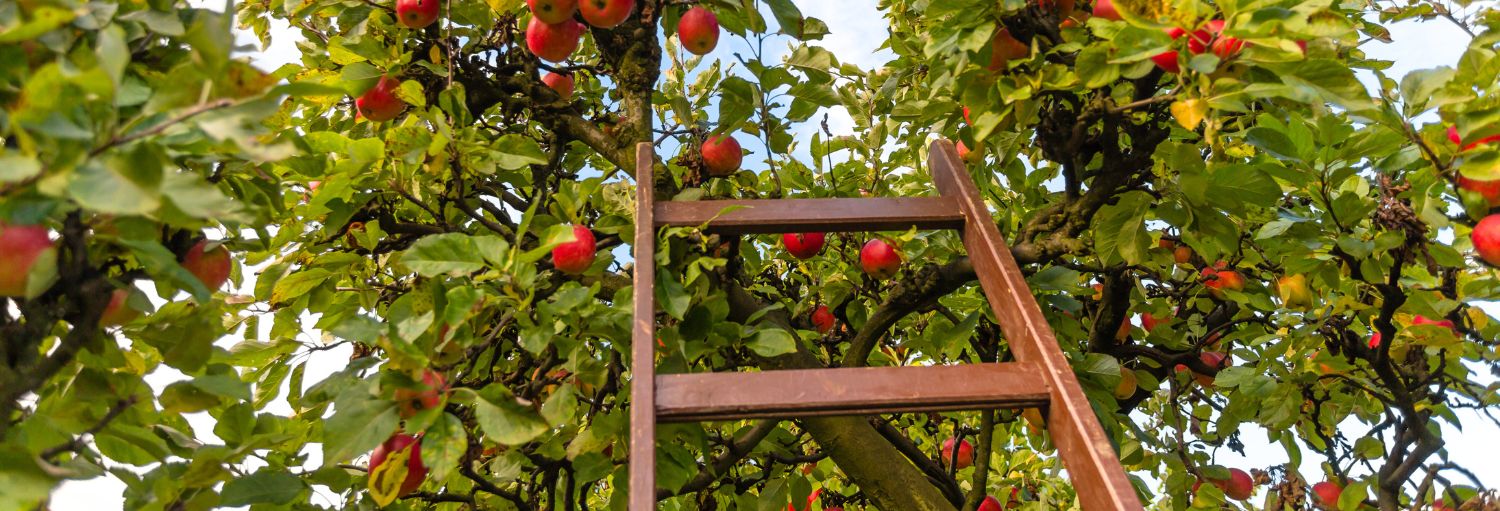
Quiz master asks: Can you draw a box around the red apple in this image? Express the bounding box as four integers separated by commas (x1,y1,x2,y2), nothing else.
1473,214,1500,266
1178,352,1225,386
356,75,406,122
1114,367,1138,399
527,0,577,24
1093,0,1121,21
1312,481,1342,510
552,224,597,274
370,433,428,496
1212,33,1244,59
811,305,835,334
183,240,232,291
1174,244,1194,265
1434,499,1455,511
1201,266,1245,299
579,0,633,28
542,72,575,99
700,135,743,176
1296,40,1309,54
1220,468,1254,500
1368,331,1382,349
1186,21,1218,55
1448,125,1500,152
1115,316,1132,341
957,140,984,163
395,0,440,28
1413,314,1457,333
962,106,972,124
1151,50,1181,73
394,369,447,418
859,239,902,279
0,224,56,298
978,496,1002,511
782,232,825,259
941,437,975,469
1457,175,1500,207
526,16,586,62
677,7,720,55
99,289,141,326
1141,312,1167,333
988,28,1029,71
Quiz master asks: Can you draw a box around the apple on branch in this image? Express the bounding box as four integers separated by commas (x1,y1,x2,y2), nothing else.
395,0,440,29
356,75,406,122
700,135,743,177
940,437,975,469
543,72,575,100
182,240,232,292
859,239,902,279
0,223,57,298
579,0,634,28
528,0,577,24
526,16,586,62
678,7,720,55
369,433,428,497
782,232,825,259
810,305,835,334
552,224,597,274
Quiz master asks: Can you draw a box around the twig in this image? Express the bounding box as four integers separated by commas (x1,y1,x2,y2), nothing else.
41,395,139,460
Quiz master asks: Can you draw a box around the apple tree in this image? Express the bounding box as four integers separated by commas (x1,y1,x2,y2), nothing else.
2,0,1500,509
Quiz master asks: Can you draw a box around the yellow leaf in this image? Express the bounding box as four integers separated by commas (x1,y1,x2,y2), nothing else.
368,446,411,507
484,0,522,14
1170,99,1207,130
428,45,443,69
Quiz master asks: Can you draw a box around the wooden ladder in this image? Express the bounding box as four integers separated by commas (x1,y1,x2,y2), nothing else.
628,139,1143,510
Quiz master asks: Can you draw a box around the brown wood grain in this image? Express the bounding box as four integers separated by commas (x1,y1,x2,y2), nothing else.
629,143,657,511
655,363,1051,422
928,139,1144,511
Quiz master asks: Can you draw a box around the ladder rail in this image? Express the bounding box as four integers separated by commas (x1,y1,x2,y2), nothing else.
928,139,1142,510
629,142,657,511
627,139,1144,511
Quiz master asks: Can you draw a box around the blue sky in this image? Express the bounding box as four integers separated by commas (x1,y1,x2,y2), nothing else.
48,2,1498,509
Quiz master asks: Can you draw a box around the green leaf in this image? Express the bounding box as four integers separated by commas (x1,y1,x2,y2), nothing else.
473,386,549,445
0,447,54,511
1245,127,1300,161
339,62,383,94
271,269,333,305
0,153,41,182
421,414,467,483
748,328,797,357
401,233,486,276
118,239,212,302
1092,191,1152,265
0,6,76,43
322,385,399,464
494,134,548,170
219,470,305,507
67,162,160,215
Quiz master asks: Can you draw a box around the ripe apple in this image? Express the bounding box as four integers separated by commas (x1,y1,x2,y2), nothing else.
1220,468,1254,500
394,369,447,418
1412,314,1457,333
988,28,1029,71
0,224,56,298
957,140,985,164
1174,245,1193,265
859,239,902,279
1448,125,1500,152
1115,316,1132,341
370,433,428,496
356,75,406,122
941,437,975,469
962,106,972,124
1277,274,1314,309
1312,481,1342,510
1473,214,1500,266
1151,50,1182,73
811,305,835,334
1141,312,1167,333
526,16,586,62
1368,331,1382,349
395,0,440,28
1434,499,1455,511
782,232,825,259
100,289,141,327
1114,367,1137,399
527,0,578,24
1186,22,1218,55
1178,351,1225,386
1091,283,1104,300
700,135,743,176
978,495,1003,511
1212,33,1245,59
552,224,597,274
542,72,575,99
1457,175,1500,207
1093,0,1121,21
1201,266,1245,299
677,7,720,55
579,0,633,28
183,240,232,291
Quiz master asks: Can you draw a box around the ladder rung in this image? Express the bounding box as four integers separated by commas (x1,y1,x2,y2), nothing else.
655,363,1050,422
653,197,965,235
